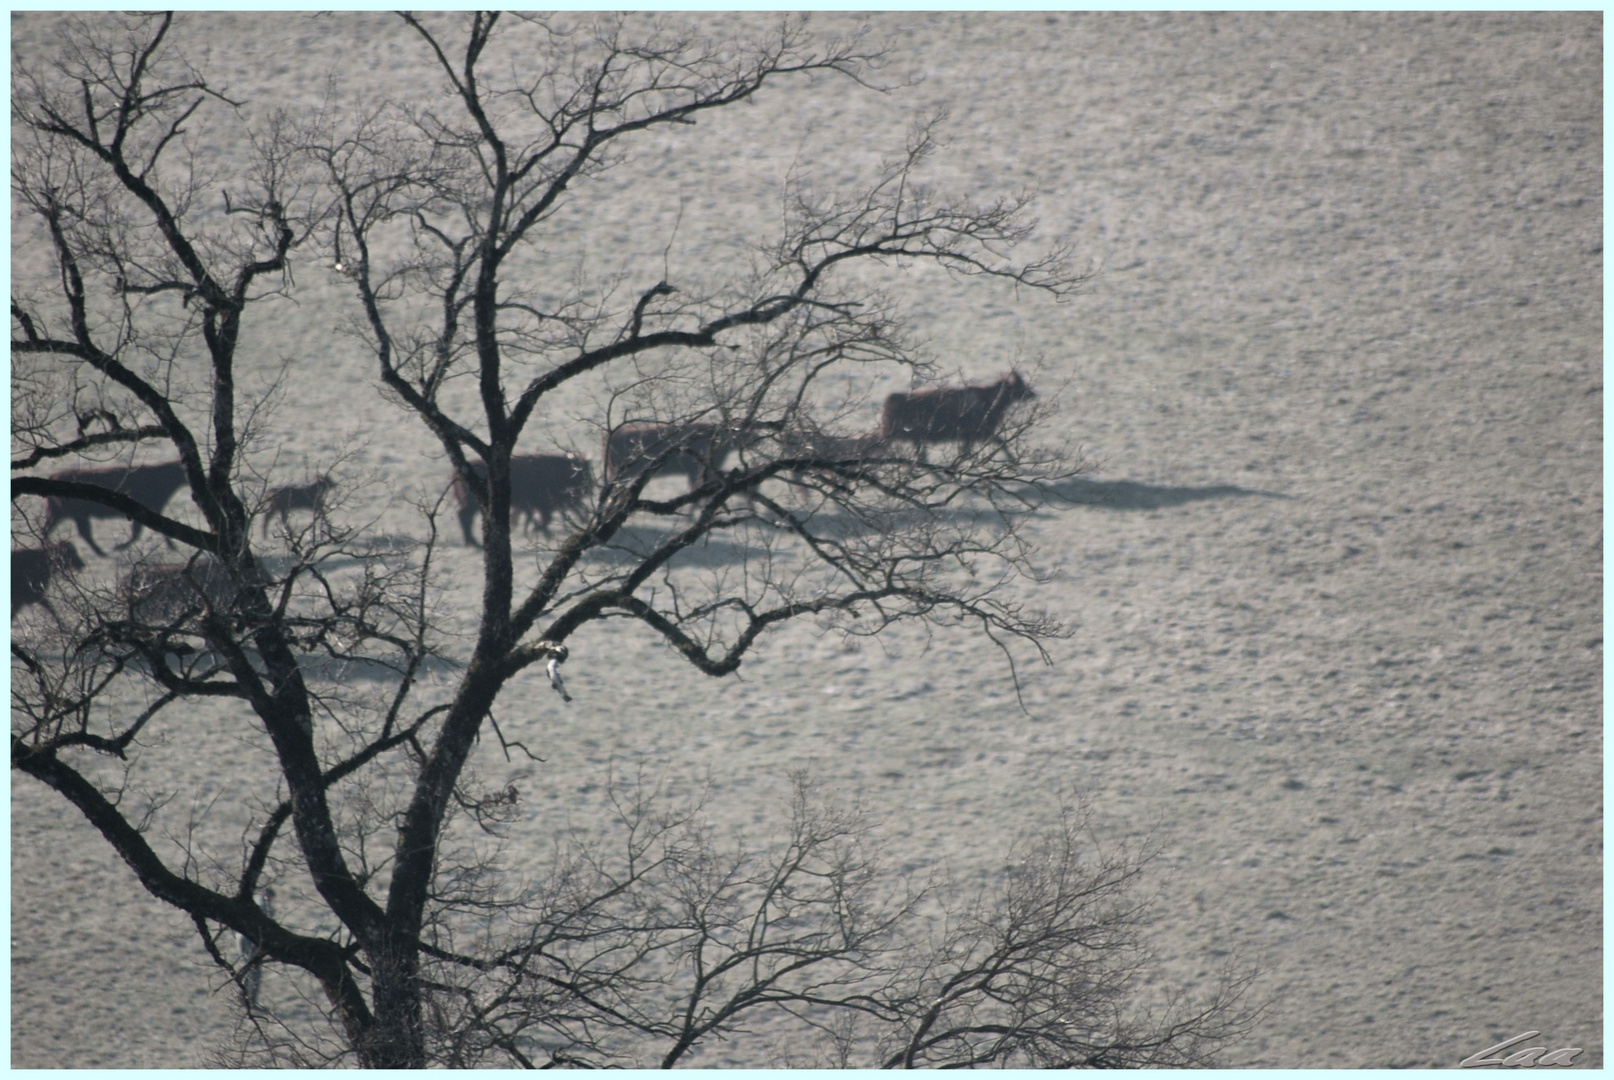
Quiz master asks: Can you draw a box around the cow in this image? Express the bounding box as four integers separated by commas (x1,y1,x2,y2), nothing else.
603,421,777,493
878,371,1036,459
451,453,595,547
262,475,334,537
776,429,887,483
12,541,85,620
121,556,263,627
42,459,188,557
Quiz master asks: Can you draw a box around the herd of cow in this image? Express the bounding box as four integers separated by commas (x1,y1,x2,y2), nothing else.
12,372,1035,621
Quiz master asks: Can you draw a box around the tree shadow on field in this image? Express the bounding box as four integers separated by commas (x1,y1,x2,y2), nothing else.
1044,477,1294,511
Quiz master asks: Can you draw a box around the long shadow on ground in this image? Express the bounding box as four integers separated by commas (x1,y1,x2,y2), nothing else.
327,481,1291,578
583,523,766,569
1044,477,1293,510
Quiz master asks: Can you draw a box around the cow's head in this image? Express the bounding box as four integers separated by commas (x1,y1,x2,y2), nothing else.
1004,370,1036,401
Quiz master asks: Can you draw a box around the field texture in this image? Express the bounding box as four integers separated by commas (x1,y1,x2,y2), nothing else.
10,12,1602,1068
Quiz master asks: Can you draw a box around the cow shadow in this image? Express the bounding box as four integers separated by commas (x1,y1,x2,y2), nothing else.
584,523,766,569
1039,477,1293,511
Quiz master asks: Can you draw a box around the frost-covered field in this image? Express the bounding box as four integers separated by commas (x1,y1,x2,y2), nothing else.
11,12,1601,1068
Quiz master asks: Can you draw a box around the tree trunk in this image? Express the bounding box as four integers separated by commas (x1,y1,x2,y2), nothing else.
363,933,426,1068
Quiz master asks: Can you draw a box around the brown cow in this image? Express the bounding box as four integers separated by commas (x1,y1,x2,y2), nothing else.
120,556,264,627
262,475,334,537
776,429,887,482
451,454,594,547
12,541,85,619
878,371,1035,459
603,421,774,492
42,459,188,556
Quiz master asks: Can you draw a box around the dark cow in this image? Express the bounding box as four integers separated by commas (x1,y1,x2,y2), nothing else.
42,459,188,557
777,429,887,482
878,371,1036,458
262,475,334,537
121,556,264,627
452,453,595,547
603,421,772,492
12,541,85,619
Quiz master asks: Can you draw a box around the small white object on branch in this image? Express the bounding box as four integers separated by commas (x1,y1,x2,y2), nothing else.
540,641,572,703
237,885,275,1014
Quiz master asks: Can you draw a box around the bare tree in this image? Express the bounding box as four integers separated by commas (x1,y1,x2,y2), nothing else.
12,13,1254,1068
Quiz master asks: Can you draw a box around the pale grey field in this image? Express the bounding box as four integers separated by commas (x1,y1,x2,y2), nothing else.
11,12,1602,1068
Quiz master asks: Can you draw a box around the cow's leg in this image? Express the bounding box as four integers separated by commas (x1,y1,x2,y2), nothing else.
458,502,481,548
73,516,109,558
113,518,145,551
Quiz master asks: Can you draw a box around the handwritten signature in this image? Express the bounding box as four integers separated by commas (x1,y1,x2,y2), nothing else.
1461,1031,1584,1068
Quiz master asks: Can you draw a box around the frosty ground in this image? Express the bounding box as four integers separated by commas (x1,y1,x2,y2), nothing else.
10,12,1601,1068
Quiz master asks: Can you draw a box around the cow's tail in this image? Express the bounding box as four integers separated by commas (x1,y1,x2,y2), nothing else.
877,394,903,443
600,435,623,488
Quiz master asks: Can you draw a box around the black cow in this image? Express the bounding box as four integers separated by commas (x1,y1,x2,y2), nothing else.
878,371,1036,458
121,556,264,627
262,475,334,537
42,459,188,556
603,421,773,492
12,541,85,619
776,429,887,482
451,454,595,547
